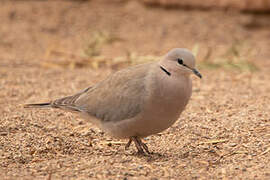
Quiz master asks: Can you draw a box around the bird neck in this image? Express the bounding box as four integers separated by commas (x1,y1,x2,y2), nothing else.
158,61,190,78
158,61,171,76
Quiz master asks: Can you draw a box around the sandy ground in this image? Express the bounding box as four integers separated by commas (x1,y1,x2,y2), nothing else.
0,0,270,179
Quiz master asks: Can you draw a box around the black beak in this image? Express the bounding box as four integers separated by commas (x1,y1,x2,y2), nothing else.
192,68,202,79
182,63,202,79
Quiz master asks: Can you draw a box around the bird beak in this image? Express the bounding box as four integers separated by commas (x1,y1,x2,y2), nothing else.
192,68,202,79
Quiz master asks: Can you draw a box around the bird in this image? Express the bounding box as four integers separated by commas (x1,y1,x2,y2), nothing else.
24,48,202,154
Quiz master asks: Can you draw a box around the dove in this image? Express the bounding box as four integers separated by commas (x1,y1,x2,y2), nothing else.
25,48,202,154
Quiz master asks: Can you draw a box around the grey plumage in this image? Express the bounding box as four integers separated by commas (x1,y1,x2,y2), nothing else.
25,48,202,154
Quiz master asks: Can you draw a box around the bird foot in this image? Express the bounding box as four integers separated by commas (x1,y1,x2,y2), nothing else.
125,136,151,155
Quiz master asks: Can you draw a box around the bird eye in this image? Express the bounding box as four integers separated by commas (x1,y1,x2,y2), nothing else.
177,58,183,65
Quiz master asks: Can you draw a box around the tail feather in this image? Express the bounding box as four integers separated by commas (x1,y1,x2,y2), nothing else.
24,95,82,112
24,102,52,108
24,86,91,111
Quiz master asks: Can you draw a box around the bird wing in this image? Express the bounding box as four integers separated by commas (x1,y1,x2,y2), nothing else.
53,62,153,122
75,63,153,122
75,63,154,122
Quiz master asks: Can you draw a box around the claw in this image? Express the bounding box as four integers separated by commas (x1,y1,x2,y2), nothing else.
125,136,151,155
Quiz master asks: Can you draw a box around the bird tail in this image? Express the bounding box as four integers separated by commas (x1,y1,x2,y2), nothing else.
24,95,82,112
24,87,91,111
24,102,52,108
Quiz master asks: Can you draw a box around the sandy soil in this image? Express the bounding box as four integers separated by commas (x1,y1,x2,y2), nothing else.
0,0,269,179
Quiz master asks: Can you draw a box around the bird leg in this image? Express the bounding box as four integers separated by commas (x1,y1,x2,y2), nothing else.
125,136,150,154
125,138,132,150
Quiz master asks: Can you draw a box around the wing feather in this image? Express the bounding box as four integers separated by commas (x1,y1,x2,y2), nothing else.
75,63,153,122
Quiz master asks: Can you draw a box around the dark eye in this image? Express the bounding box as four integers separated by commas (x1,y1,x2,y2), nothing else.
177,58,183,65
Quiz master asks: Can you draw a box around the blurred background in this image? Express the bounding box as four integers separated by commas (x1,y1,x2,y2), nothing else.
1,0,269,179
1,0,270,69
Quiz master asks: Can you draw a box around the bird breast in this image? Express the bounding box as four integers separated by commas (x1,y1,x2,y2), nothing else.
137,71,192,136
99,65,192,138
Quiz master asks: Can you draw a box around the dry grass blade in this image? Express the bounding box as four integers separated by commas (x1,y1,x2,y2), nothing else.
199,139,229,145
84,31,123,57
261,147,270,155
198,40,259,72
